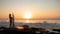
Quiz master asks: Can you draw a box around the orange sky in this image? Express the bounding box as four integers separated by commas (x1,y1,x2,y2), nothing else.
0,0,60,19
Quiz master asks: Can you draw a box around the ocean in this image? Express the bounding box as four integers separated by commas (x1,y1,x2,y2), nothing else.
0,19,60,29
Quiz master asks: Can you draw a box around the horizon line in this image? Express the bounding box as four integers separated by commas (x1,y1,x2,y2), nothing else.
0,18,60,20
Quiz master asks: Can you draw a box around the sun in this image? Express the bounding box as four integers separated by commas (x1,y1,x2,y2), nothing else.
24,12,31,19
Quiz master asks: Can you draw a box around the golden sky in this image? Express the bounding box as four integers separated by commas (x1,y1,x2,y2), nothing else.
0,0,60,19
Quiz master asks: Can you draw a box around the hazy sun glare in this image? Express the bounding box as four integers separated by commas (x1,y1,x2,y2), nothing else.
24,12,32,19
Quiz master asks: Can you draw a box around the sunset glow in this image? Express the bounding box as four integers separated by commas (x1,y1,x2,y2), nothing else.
0,0,60,19
24,12,32,19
